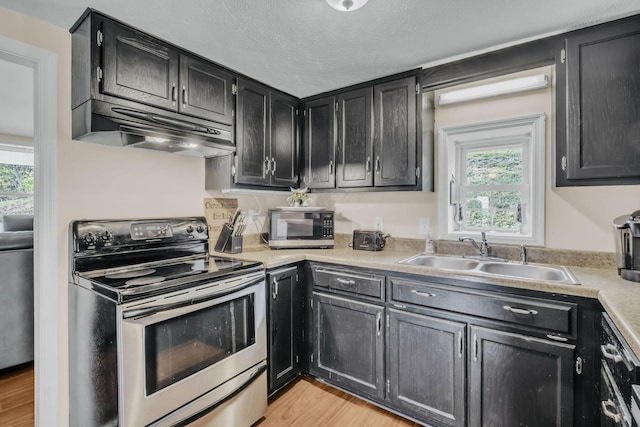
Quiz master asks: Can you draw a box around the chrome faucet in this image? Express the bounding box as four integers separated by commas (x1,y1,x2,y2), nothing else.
459,232,490,258
520,244,528,264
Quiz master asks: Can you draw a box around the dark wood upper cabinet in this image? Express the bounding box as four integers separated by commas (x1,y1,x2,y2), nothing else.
374,76,418,187
235,80,299,187
469,326,575,427
235,79,269,185
559,17,640,185
303,96,336,189
102,19,179,111
179,55,234,125
270,92,299,187
336,88,373,188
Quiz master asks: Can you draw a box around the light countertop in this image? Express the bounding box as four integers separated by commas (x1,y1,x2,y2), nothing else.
217,245,640,358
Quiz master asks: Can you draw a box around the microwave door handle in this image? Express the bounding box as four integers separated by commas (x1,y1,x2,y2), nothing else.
122,277,261,320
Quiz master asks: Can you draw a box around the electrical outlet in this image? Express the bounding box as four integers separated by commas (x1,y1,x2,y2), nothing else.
246,208,258,223
418,217,431,235
373,216,384,231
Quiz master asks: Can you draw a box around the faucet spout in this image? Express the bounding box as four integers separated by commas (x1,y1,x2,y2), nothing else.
459,232,490,258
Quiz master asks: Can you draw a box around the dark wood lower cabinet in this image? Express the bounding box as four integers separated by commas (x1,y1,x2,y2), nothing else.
267,266,302,396
469,326,575,427
311,291,385,400
387,309,466,427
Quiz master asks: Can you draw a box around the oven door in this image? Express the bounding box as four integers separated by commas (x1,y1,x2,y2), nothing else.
117,271,266,427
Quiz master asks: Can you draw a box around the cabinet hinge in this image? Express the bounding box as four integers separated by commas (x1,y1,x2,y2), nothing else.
386,379,390,394
560,49,566,64
231,109,235,118
311,354,314,363
96,30,103,47
96,66,103,83
303,110,307,117
295,109,299,116
575,357,583,375
415,167,421,178
561,156,567,171
335,102,338,111
232,83,237,95
415,83,420,94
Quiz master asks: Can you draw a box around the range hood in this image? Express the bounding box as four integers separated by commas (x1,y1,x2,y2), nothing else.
72,100,236,158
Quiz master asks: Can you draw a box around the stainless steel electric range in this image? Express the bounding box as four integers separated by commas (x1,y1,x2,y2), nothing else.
68,217,267,427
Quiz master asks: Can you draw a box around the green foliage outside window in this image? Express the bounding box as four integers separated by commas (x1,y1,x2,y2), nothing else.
0,163,34,218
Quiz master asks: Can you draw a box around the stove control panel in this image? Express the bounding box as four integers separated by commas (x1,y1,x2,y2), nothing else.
131,222,173,240
72,217,209,253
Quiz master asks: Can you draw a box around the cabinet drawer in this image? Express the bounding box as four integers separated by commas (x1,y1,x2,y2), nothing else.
312,266,384,299
390,278,575,335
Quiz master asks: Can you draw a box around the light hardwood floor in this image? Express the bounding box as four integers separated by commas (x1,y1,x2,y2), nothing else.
0,366,416,427
0,363,34,427
257,377,419,427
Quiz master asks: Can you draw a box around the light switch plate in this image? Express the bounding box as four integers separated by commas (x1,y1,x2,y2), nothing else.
373,216,384,231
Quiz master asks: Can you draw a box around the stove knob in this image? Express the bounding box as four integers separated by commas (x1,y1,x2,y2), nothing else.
101,230,112,241
196,225,205,234
186,225,194,234
84,232,97,245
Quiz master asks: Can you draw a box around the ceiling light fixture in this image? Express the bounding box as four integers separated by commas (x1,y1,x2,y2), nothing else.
438,74,549,106
325,0,369,12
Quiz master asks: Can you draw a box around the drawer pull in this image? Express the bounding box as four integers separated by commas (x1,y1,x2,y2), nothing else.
503,305,538,316
601,344,624,363
335,278,356,285
457,332,463,359
601,399,621,423
376,312,382,336
411,290,436,298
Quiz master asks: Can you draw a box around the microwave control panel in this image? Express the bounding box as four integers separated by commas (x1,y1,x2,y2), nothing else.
322,214,334,238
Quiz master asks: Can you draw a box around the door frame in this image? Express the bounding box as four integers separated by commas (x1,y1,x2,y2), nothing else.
0,35,59,425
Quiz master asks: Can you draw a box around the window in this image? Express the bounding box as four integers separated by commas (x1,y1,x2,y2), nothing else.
438,114,545,245
0,143,34,227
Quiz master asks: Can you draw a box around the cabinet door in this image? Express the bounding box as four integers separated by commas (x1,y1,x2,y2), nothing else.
336,88,373,188
469,326,575,427
270,93,299,187
312,292,384,400
179,55,234,124
235,79,269,185
388,309,466,427
373,76,417,187
563,19,640,183
303,97,336,189
268,267,300,395
102,20,179,111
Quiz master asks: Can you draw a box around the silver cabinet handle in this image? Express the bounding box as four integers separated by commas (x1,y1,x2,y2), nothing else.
271,158,276,175
601,399,621,424
171,84,177,105
411,289,436,298
457,331,463,359
335,277,355,285
271,276,278,300
375,156,380,173
601,344,624,363
366,156,371,173
473,334,478,361
264,156,271,175
503,305,538,315
329,160,334,175
182,85,187,108
376,312,382,336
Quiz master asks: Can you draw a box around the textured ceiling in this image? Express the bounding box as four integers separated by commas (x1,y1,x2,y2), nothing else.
0,0,638,97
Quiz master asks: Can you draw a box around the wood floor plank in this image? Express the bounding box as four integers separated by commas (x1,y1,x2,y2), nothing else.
257,377,418,427
0,363,34,427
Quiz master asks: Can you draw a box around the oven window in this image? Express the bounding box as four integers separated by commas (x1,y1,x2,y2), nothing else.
144,294,255,395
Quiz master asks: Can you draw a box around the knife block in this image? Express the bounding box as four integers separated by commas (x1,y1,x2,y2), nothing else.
214,224,242,254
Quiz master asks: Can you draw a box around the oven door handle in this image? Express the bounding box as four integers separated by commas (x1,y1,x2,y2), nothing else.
122,276,262,319
150,363,267,427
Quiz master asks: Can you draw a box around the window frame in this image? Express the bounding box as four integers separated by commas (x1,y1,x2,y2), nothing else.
438,113,546,245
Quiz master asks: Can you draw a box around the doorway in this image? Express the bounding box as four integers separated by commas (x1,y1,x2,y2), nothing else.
0,34,58,425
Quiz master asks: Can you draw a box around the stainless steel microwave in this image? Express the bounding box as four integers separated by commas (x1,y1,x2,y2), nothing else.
268,208,334,249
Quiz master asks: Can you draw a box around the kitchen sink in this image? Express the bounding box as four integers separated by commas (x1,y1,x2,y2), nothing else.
398,255,580,285
399,255,480,270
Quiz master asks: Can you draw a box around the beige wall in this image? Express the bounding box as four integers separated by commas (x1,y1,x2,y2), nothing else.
0,7,209,425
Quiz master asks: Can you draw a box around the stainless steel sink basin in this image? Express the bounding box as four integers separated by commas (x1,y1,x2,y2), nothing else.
478,262,577,283
399,255,480,270
398,254,580,285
